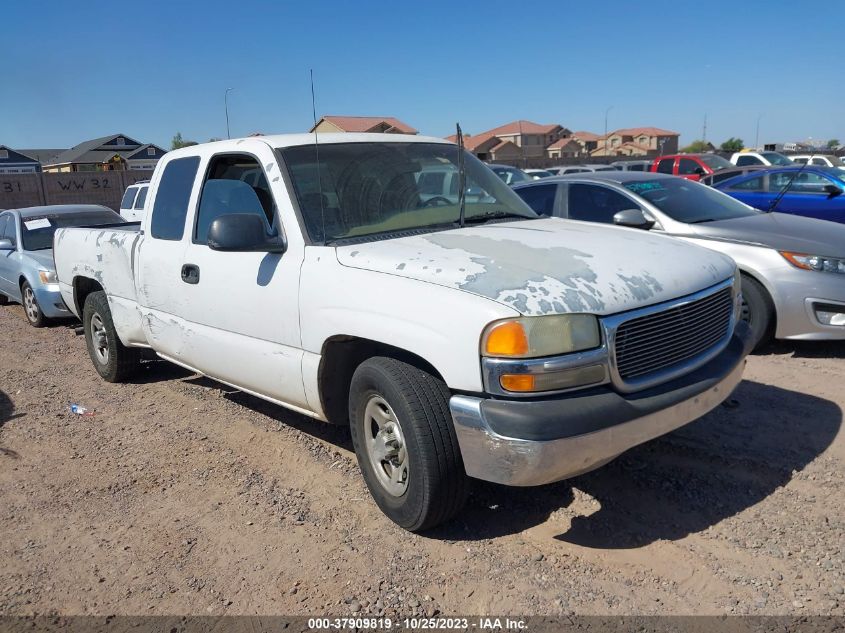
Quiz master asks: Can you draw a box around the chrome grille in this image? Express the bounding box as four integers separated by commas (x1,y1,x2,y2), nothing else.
614,287,734,381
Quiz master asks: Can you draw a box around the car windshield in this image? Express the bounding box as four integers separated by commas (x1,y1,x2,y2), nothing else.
698,154,733,170
624,178,759,223
21,210,123,251
279,142,538,243
761,152,793,166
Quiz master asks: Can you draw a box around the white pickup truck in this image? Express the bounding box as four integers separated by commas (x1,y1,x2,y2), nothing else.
54,134,752,531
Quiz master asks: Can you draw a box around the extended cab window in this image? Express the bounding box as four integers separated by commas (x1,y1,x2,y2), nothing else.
150,157,200,240
568,184,636,223
656,158,674,174
194,154,276,243
516,184,557,216
120,187,138,209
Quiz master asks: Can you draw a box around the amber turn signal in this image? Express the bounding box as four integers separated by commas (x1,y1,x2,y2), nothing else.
499,374,536,392
483,320,529,357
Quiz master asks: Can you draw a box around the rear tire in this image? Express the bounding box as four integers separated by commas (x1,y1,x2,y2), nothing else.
83,291,140,382
21,281,47,327
0,293,9,306
348,357,469,532
740,274,775,351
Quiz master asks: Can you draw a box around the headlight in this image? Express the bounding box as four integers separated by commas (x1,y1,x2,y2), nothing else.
38,270,58,284
780,251,845,274
481,314,601,358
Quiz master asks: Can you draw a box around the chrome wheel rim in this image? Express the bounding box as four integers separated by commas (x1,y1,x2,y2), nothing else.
23,287,39,323
362,395,409,497
90,312,109,365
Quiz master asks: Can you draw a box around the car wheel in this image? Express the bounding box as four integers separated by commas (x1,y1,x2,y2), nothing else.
740,275,775,351
21,281,47,327
0,293,9,306
348,357,469,532
83,290,140,382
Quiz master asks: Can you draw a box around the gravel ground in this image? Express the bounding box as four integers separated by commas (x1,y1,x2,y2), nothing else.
0,303,843,617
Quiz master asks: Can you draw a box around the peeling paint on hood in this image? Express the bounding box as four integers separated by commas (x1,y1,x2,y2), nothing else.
336,218,734,316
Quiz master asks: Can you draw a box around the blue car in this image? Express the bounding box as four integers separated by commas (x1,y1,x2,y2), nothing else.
713,166,845,224
0,205,123,326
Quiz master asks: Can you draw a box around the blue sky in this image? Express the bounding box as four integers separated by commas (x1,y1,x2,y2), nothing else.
2,0,842,150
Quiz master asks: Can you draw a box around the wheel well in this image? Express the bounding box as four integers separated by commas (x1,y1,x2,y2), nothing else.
72,277,104,317
739,270,777,328
318,336,445,425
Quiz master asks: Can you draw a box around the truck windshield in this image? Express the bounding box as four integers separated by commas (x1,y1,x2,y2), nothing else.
21,210,123,251
624,178,760,224
761,152,793,166
279,142,538,243
698,154,733,171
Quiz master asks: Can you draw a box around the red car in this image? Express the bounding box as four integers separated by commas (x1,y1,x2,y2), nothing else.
650,153,733,181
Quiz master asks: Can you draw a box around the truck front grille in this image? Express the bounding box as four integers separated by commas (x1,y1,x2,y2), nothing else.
614,286,734,382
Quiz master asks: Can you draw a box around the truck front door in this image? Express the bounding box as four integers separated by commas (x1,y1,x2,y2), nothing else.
174,149,308,409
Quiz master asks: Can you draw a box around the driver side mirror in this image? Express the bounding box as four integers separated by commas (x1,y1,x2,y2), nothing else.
824,184,843,199
695,167,707,176
613,208,655,230
207,213,286,253
0,238,14,251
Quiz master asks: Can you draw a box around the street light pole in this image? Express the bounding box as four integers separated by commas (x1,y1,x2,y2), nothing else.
225,88,235,139
604,106,613,156
755,114,762,150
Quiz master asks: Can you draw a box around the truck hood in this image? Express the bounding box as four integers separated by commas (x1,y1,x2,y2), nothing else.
689,212,845,256
336,218,734,316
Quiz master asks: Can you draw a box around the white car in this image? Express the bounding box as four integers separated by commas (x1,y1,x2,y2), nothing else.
790,155,845,171
729,151,793,167
53,133,750,531
523,168,553,180
118,181,149,221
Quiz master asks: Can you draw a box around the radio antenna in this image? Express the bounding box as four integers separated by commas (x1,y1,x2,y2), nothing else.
310,69,326,243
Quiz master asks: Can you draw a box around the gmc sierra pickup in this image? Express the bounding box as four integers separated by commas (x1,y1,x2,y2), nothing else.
53,134,752,531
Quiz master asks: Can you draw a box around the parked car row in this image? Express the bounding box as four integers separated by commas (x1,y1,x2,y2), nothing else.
3,133,755,532
513,171,845,350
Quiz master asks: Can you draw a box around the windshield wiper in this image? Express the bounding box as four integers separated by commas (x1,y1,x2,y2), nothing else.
463,211,534,224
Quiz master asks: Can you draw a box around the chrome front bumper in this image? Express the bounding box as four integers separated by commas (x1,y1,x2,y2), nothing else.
450,324,751,487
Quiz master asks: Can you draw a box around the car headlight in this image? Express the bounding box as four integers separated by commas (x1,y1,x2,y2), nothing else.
481,314,601,359
38,270,58,284
780,251,845,274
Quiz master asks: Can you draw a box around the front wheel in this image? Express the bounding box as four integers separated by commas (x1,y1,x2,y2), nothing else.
22,281,47,327
349,357,469,532
740,275,775,351
83,291,141,382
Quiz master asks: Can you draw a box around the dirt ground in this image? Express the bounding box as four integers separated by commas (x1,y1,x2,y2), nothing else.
1,303,843,618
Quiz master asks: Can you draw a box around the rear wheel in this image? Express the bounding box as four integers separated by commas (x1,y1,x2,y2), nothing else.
83,291,140,382
740,274,775,350
0,293,9,306
348,357,469,532
21,281,47,327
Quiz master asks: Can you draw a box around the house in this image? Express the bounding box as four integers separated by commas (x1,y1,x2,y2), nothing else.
592,127,679,157
569,131,602,154
546,137,585,159
0,146,65,174
447,120,572,161
310,116,418,135
42,134,168,173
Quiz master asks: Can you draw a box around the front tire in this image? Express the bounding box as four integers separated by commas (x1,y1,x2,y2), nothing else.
21,281,47,327
0,293,9,306
740,274,775,351
349,357,469,532
83,291,140,382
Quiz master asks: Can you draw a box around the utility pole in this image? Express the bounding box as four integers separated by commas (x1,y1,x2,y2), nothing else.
604,105,613,156
225,88,235,139
702,113,707,144
755,114,762,150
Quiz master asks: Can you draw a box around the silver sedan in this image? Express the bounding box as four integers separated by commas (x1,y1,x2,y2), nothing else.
513,172,845,349
0,205,123,326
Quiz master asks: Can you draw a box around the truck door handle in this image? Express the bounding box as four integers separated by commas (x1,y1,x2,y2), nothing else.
181,264,200,284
